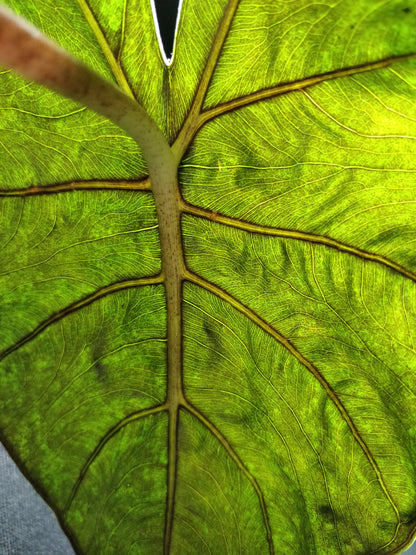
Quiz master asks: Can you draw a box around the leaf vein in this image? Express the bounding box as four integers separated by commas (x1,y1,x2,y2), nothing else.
181,202,416,283
63,403,167,512
75,0,134,98
0,178,150,197
184,52,416,145
0,276,163,363
182,400,274,555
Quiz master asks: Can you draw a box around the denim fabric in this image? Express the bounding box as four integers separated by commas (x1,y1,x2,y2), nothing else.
0,444,75,555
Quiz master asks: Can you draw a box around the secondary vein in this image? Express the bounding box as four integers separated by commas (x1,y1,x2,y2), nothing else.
64,403,167,512
176,52,416,149
181,201,416,284
183,400,275,555
75,0,135,98
0,178,150,196
0,276,163,363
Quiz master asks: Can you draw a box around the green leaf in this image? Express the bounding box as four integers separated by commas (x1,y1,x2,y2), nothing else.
1,1,416,553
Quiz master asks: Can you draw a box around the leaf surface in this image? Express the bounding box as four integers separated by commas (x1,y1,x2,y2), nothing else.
1,1,416,554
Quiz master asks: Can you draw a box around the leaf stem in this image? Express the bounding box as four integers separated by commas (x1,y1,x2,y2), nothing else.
0,5,174,184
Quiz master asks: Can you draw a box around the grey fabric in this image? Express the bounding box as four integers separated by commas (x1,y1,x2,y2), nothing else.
1,442,416,554
0,443,75,555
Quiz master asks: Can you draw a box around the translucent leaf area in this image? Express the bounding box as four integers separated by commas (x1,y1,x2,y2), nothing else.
1,1,416,554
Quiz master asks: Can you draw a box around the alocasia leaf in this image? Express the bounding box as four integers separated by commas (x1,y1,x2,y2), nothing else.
1,0,416,553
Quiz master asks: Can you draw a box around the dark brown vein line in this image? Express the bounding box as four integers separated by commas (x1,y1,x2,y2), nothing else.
181,201,416,284
75,0,134,98
182,52,416,145
183,400,274,555
63,403,167,513
0,178,150,197
185,269,401,547
172,0,240,161
0,275,163,363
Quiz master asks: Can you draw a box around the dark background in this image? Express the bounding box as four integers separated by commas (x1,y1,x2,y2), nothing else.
154,0,180,60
